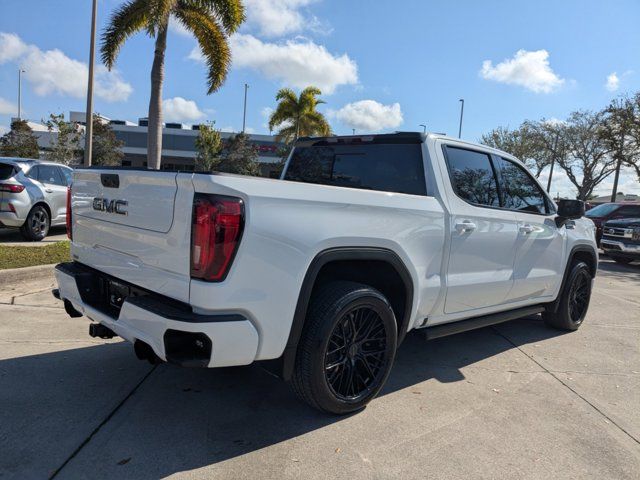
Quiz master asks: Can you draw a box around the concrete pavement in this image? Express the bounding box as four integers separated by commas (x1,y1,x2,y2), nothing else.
0,226,68,246
0,259,639,479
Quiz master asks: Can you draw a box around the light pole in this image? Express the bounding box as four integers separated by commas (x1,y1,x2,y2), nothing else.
84,0,98,167
458,99,464,138
419,124,427,134
242,83,249,133
17,69,25,120
352,128,356,135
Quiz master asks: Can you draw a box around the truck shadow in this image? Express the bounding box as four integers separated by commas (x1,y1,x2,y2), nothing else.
1,315,567,478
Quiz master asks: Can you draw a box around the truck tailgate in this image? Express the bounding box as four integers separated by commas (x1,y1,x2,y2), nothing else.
70,169,194,302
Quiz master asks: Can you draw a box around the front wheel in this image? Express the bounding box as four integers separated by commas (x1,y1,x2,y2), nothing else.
543,261,592,331
291,281,397,415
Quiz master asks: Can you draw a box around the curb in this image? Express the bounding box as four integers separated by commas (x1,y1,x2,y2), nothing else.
0,263,57,288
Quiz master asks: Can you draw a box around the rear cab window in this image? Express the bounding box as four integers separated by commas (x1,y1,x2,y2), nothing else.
284,140,427,196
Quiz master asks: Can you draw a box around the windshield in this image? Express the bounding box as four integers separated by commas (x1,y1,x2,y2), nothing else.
586,203,618,217
0,163,16,180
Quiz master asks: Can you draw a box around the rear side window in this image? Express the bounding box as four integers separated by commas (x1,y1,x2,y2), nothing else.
0,163,16,180
494,157,549,214
284,143,427,195
38,165,66,186
444,146,500,207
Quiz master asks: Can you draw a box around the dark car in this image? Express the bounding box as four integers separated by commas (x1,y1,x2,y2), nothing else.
585,203,640,246
600,218,640,264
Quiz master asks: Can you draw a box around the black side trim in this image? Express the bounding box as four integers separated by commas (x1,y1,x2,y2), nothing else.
55,262,245,323
424,305,544,340
545,245,598,314
281,247,414,380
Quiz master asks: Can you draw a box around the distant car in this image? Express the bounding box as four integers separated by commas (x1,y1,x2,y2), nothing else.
601,218,640,264
0,157,73,241
585,202,640,245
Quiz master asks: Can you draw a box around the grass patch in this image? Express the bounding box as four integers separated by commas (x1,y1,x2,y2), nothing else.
0,241,70,270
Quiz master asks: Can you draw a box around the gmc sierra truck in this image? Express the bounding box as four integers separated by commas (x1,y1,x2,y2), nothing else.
54,132,598,414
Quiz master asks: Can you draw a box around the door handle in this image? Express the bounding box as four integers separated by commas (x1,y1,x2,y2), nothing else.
45,188,53,193
519,224,535,234
455,220,477,234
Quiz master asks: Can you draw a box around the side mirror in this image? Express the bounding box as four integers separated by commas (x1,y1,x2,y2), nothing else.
556,199,585,227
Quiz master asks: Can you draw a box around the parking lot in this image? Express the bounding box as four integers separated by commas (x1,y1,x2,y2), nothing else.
1,258,638,479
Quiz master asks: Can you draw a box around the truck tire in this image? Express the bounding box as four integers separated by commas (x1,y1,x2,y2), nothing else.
610,255,634,265
291,281,397,415
543,261,592,331
19,205,50,241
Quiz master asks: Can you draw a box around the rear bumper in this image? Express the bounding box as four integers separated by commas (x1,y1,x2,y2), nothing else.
54,262,259,368
0,211,25,227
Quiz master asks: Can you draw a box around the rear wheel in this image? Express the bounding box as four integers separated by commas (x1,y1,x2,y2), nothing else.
543,261,592,331
20,205,50,241
610,255,634,265
291,281,397,414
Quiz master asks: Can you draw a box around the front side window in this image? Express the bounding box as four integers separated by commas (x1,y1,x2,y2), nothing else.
618,205,640,218
284,143,427,196
494,157,549,214
444,146,500,207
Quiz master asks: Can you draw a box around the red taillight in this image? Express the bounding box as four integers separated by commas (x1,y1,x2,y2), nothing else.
190,194,244,282
66,187,72,240
0,183,25,193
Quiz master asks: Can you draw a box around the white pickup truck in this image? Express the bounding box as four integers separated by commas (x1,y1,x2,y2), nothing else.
54,132,598,414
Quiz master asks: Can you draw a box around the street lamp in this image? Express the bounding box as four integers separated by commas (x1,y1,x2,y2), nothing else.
17,69,25,120
84,0,98,167
419,124,427,134
458,99,464,138
242,83,249,133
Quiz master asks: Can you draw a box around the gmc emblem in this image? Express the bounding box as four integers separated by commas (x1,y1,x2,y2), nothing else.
93,198,128,216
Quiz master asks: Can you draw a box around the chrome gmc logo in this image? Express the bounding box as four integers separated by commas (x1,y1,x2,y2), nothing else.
93,198,128,216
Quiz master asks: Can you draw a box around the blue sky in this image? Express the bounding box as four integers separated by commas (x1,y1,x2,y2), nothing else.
1,0,639,196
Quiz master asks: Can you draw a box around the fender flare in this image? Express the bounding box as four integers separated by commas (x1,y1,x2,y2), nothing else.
546,244,598,313
280,247,414,380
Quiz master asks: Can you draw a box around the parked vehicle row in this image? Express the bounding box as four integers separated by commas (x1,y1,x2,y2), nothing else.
585,202,640,245
0,158,73,241
601,217,640,264
53,132,598,414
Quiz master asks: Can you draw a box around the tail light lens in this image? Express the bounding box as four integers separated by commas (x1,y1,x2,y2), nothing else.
191,194,244,282
66,187,72,240
0,183,25,193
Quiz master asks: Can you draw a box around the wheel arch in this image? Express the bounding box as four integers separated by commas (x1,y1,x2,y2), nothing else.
280,247,414,380
546,244,598,314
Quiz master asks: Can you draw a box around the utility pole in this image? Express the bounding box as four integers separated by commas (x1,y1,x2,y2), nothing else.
419,124,427,134
458,99,464,138
17,69,25,120
546,133,559,193
352,128,355,135
84,0,98,167
610,131,625,202
242,83,249,133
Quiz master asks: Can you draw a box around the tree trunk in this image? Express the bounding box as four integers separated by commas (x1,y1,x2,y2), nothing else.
147,24,168,170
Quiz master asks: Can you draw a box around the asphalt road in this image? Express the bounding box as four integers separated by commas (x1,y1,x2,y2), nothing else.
1,259,639,479
0,226,68,246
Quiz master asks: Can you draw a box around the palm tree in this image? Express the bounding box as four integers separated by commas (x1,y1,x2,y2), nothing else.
101,0,245,170
268,87,331,144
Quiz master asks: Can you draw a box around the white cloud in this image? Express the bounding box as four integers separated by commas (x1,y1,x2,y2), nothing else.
261,106,274,119
162,97,206,123
605,72,620,92
329,100,403,132
243,0,321,37
168,16,190,36
192,34,357,94
480,49,564,93
0,125,9,136
0,97,17,116
0,32,132,102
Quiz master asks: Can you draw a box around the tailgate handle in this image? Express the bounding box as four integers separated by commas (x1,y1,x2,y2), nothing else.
101,174,120,189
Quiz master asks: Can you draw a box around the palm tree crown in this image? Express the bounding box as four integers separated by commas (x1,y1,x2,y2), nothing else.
101,0,244,169
268,87,332,144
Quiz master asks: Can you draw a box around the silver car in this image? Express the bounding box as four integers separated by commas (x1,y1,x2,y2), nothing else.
0,157,73,241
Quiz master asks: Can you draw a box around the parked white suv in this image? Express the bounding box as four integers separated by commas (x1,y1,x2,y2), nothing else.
0,158,73,240
54,133,598,414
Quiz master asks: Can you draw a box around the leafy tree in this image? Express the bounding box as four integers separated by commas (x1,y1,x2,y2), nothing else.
480,124,547,177
101,0,245,170
558,110,615,201
523,119,572,191
194,122,222,171
92,115,124,166
268,87,331,144
44,113,82,165
218,132,259,176
0,120,40,158
610,92,640,185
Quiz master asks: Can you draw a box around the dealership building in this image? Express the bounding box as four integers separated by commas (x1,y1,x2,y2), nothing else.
30,111,286,177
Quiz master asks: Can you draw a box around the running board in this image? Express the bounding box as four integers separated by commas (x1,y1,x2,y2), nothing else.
424,305,545,340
